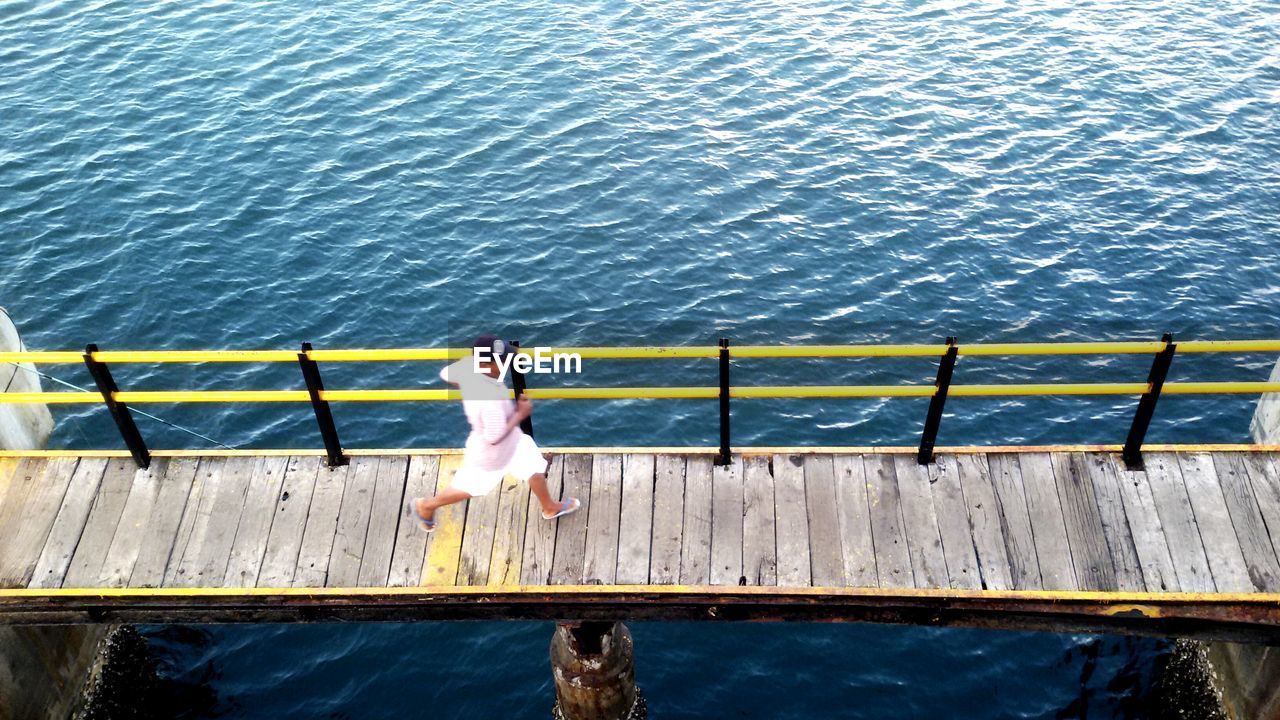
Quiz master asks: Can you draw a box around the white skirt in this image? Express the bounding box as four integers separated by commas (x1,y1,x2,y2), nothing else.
450,432,548,497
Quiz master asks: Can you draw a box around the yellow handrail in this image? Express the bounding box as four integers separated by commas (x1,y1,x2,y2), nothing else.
4,381,1279,404
4,339,1280,364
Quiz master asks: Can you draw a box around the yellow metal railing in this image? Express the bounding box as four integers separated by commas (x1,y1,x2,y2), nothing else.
3,338,1279,469
5,381,1280,405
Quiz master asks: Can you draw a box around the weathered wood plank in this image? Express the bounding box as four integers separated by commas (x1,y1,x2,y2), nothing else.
99,460,170,588
256,456,321,587
0,458,18,511
741,455,777,586
649,455,686,584
127,459,201,588
518,455,563,585
550,454,592,584
1143,453,1216,593
773,454,812,587
357,456,408,587
1241,453,1280,574
679,456,714,585
422,454,467,585
160,459,222,587
182,458,258,588
223,457,289,588
327,457,379,587
1049,453,1116,591
615,454,655,585
803,455,844,587
892,455,947,589
709,456,744,586
457,468,503,587
986,454,1042,590
1078,453,1144,591
1016,453,1076,590
831,455,876,588
292,462,350,588
863,454,912,589
166,459,228,588
62,460,136,588
1179,453,1252,593
949,454,1012,591
487,469,530,586
0,458,77,587
29,459,108,589
1214,453,1280,592
0,458,43,555
928,457,981,590
583,454,623,584
1106,455,1180,592
388,456,439,587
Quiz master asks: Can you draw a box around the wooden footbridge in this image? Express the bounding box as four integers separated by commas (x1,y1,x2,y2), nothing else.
2,339,1280,642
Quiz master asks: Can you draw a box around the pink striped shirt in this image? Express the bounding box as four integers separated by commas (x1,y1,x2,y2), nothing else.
440,357,519,472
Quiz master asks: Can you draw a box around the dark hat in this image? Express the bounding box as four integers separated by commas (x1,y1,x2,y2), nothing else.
472,334,514,362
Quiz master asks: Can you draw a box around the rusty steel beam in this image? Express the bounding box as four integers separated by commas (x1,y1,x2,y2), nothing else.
1,587,1278,643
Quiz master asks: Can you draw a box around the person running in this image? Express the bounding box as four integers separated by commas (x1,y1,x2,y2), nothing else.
410,334,579,532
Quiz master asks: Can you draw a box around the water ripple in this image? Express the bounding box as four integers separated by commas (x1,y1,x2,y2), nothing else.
3,0,1278,713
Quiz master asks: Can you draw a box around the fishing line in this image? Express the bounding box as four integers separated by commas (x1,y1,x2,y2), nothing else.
4,361,239,450
0,308,237,450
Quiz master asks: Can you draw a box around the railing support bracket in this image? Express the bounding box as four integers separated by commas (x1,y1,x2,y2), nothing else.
918,337,958,465
717,338,731,466
1123,333,1176,471
83,344,151,469
298,342,347,467
511,339,534,439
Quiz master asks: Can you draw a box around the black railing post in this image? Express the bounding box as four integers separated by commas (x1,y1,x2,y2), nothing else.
83,344,150,469
918,337,959,465
510,340,534,438
716,338,731,466
1123,333,1176,471
298,342,347,467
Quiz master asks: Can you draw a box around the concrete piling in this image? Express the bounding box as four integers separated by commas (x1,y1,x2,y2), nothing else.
1251,357,1280,444
0,308,54,450
550,622,646,720
0,309,115,719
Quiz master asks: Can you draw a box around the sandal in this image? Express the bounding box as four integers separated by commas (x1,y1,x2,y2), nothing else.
409,498,437,533
542,497,581,521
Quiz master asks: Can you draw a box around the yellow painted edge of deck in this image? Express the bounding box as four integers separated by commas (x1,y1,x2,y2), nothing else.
0,457,16,509
421,454,466,585
2,584,1278,605
2,444,1279,459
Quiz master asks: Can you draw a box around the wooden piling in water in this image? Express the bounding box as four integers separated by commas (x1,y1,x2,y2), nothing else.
550,621,645,720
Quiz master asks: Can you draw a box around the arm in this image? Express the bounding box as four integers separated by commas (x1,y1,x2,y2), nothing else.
439,357,470,387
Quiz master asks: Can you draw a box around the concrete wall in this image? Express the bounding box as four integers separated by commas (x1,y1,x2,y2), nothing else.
0,311,109,720
1208,643,1280,720
1204,359,1280,720
0,627,108,720
1252,358,1280,445
0,307,54,450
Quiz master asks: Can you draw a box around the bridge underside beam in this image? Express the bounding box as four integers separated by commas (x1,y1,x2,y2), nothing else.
2,587,1278,645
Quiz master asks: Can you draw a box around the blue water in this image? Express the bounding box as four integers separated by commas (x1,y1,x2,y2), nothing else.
4,0,1279,715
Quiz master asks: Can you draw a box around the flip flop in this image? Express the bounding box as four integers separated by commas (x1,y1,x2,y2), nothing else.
542,497,581,521
409,498,436,533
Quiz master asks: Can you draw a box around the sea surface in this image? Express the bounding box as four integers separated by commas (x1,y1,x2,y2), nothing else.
3,0,1279,716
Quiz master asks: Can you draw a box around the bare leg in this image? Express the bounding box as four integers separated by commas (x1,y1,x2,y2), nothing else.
415,487,471,522
528,472,561,516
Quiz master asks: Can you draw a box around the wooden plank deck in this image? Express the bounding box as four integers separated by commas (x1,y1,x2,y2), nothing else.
2,450,1280,639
